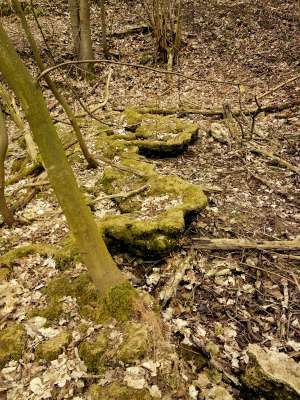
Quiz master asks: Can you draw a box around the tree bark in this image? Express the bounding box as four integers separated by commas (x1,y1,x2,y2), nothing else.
79,0,94,74
99,0,109,58
0,22,126,295
68,0,80,57
0,105,15,226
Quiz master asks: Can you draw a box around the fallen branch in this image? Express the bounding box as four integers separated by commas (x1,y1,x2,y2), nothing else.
109,24,151,38
191,237,300,251
93,184,148,203
209,129,300,176
248,145,300,175
257,74,300,100
37,59,243,88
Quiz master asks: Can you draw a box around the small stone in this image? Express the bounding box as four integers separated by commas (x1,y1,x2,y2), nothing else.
149,385,161,398
142,360,158,376
243,344,300,400
209,123,230,144
29,377,44,395
35,331,71,362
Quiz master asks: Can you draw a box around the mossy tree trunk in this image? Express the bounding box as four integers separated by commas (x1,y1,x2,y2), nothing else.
0,22,126,295
0,105,15,226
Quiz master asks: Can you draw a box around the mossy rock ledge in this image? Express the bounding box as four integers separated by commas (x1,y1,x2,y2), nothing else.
121,108,199,156
94,121,207,255
242,344,300,400
99,173,207,256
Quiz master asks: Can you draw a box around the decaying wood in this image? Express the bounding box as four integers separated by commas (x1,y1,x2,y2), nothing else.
191,237,300,251
257,74,300,100
37,59,242,88
159,256,191,307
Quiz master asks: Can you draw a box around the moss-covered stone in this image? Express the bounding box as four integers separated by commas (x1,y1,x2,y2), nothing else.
111,108,199,156
79,331,109,372
89,382,151,400
35,331,71,362
99,173,206,255
117,322,148,364
0,324,25,368
242,344,300,400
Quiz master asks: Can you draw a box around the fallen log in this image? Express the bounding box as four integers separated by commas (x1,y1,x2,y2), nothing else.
191,237,300,251
114,99,300,117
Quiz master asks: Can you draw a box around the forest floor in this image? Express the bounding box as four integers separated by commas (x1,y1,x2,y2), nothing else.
0,0,300,399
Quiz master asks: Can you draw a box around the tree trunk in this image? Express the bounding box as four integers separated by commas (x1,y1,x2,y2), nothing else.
68,0,80,57
79,0,94,74
12,0,98,168
0,83,39,164
0,22,126,295
100,0,109,58
0,105,15,226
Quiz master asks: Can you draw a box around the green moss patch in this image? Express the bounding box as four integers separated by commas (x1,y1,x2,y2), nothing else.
79,330,109,372
117,322,149,364
35,331,71,362
42,273,138,324
89,382,151,400
0,324,25,368
0,267,10,282
0,243,77,271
